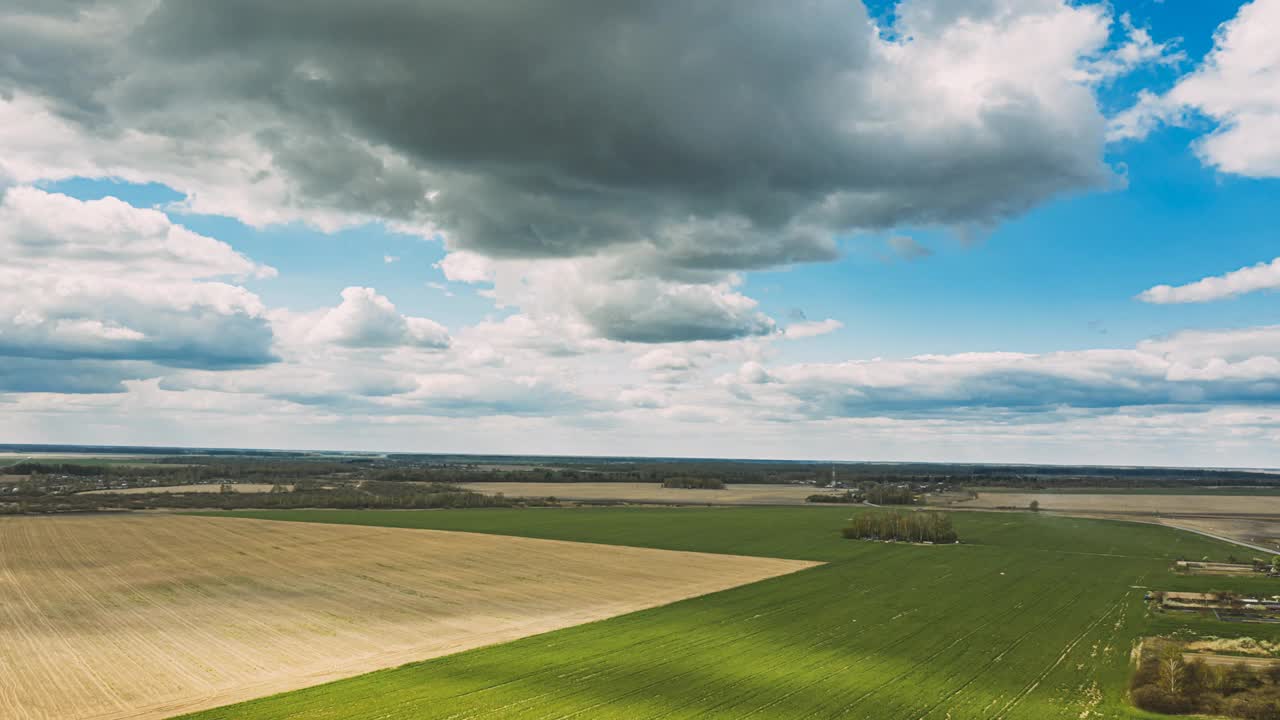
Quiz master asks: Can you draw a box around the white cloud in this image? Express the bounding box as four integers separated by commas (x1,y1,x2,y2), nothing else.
734,361,776,385
383,255,399,264
1138,256,1280,303
444,253,779,344
0,186,276,390
1078,12,1184,84
0,186,274,281
425,281,454,297
784,319,844,339
436,251,494,284
723,326,1280,418
575,279,776,344
1109,0,1280,177
9,312,1280,466
633,349,697,373
305,287,450,350
619,389,668,409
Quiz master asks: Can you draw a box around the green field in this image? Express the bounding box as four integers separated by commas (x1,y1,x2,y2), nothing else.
180,507,1271,719
0,455,174,468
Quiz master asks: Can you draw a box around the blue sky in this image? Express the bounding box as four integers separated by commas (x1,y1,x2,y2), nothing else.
2,0,1278,465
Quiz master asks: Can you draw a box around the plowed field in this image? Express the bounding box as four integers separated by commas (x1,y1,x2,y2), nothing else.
0,514,813,720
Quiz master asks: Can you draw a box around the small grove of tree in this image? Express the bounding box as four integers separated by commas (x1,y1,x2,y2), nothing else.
1029,500,1040,512
807,491,859,504
661,477,726,489
842,510,958,544
862,483,918,505
1131,643,1280,719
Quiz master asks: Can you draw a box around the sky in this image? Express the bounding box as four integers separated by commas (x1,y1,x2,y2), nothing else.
1,0,1278,466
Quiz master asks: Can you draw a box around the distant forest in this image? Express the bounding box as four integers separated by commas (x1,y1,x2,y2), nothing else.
3,448,1278,515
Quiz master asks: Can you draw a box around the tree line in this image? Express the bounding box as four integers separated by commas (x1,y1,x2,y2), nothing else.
1132,643,1280,719
661,477,726,489
863,484,918,505
842,510,958,544
805,483,920,505
0,480,548,514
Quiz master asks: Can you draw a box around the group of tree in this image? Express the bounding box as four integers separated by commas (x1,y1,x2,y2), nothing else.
862,483,918,505
661,477,726,489
807,491,859,504
1132,644,1280,719
842,510,958,544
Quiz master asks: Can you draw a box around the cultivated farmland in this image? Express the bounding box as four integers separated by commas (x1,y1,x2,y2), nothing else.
961,491,1280,516
458,481,826,505
0,514,812,720
78,483,286,494
182,507,1254,719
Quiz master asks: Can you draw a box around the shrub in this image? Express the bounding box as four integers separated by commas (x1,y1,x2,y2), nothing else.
1132,685,1193,714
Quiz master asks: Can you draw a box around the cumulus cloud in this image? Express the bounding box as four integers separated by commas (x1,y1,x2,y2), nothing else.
633,349,697,374
784,319,844,339
435,251,494,284
619,388,668,410
0,186,273,281
1078,12,1184,84
723,326,1280,418
162,347,597,419
305,287,450,349
1138,256,1280,304
442,252,778,344
0,1,1184,352
1109,0,1280,177
0,0,1155,274
576,280,776,344
0,187,276,391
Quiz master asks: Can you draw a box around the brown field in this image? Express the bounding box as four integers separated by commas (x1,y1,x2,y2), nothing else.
961,492,1280,516
1156,516,1280,553
78,483,286,495
957,492,1280,553
1177,560,1261,576
0,514,814,720
460,481,826,505
1183,653,1280,669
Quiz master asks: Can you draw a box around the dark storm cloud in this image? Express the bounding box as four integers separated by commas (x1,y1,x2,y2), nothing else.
3,0,1115,272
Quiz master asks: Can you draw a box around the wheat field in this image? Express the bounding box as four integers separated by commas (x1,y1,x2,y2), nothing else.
0,514,814,720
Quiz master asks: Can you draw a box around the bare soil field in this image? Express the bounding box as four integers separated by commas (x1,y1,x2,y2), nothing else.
78,483,286,495
460,481,825,505
1177,560,1262,576
957,493,1280,552
961,492,1280,516
1183,653,1280,669
1157,516,1280,553
0,514,814,720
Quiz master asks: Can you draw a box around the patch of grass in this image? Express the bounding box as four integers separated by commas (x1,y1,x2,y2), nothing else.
200,506,1233,562
181,508,1257,719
